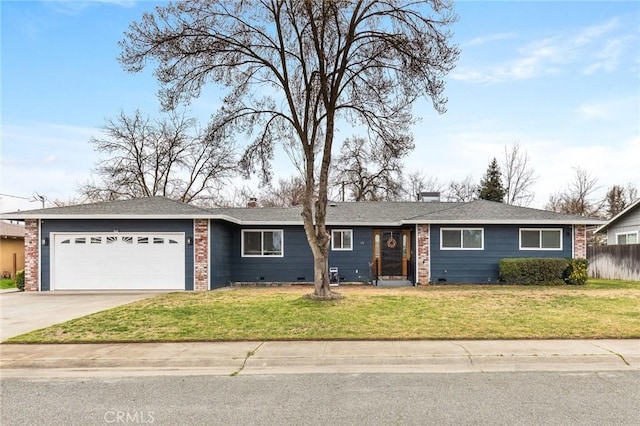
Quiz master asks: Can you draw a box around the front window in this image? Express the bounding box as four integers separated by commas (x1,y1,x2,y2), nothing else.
331,229,353,251
242,230,283,257
441,228,484,250
616,232,638,245
520,229,562,250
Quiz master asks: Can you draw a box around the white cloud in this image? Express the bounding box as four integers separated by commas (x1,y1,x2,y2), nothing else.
44,0,137,15
1,122,99,212
453,16,630,84
465,32,517,47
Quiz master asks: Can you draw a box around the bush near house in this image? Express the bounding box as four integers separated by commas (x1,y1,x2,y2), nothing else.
15,270,25,291
565,259,589,285
499,258,569,285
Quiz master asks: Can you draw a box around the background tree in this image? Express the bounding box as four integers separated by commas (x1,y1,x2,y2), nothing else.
400,171,444,201
443,175,477,202
546,167,601,216
120,0,459,298
603,183,639,218
81,110,237,205
259,175,307,207
332,136,407,201
501,142,537,206
477,158,505,202
604,185,627,218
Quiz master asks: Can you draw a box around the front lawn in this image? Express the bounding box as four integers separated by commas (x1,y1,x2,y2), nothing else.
7,279,640,343
1,278,16,289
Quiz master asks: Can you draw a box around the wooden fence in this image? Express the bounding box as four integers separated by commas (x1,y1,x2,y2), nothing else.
587,244,640,281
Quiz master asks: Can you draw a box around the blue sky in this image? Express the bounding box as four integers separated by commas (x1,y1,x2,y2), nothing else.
1,0,639,212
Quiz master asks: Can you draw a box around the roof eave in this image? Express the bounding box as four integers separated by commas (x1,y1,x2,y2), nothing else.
0,214,213,220
410,219,605,225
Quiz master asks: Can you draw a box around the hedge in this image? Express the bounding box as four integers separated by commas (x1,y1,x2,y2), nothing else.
499,258,569,285
15,269,25,291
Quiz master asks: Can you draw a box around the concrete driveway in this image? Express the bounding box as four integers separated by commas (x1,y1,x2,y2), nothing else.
0,290,163,342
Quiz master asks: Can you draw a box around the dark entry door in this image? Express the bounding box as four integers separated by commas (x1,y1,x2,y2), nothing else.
381,230,402,276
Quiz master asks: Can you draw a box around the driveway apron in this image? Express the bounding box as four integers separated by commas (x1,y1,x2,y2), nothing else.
0,291,163,342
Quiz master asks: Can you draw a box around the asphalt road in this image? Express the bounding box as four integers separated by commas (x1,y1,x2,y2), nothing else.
2,371,638,425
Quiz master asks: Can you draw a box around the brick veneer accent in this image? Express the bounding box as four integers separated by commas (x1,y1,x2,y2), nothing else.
573,224,587,259
194,219,209,291
416,224,430,285
24,219,39,291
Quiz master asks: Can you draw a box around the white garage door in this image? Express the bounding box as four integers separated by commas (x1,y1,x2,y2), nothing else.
52,233,185,290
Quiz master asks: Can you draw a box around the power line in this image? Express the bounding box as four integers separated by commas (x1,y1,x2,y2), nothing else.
0,193,31,200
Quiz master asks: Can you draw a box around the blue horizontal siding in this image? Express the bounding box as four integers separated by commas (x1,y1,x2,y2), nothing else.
430,224,573,284
40,219,194,291
328,227,373,282
226,225,374,283
210,220,232,288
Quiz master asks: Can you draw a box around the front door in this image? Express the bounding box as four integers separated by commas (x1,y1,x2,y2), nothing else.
380,230,402,275
373,229,411,277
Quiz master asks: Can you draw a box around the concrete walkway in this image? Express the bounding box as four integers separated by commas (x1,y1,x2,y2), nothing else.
1,340,638,377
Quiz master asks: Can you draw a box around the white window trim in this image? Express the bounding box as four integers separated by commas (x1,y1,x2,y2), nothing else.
440,228,484,250
616,231,639,245
331,229,353,251
519,228,563,251
241,229,284,257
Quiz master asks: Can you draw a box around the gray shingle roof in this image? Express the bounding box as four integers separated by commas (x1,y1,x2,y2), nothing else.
1,196,604,225
0,221,25,238
210,199,603,225
1,197,211,218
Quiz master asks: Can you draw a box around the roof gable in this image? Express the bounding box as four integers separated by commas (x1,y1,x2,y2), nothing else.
596,198,640,233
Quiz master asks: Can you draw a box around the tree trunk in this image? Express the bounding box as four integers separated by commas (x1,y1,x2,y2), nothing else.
312,235,331,298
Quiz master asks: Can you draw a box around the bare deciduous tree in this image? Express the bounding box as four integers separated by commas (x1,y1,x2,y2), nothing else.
260,175,307,207
444,175,477,202
81,110,237,205
401,170,444,201
546,167,601,217
501,142,537,206
120,0,459,298
332,136,408,201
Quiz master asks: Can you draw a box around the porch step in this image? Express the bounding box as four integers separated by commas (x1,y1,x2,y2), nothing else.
375,279,413,287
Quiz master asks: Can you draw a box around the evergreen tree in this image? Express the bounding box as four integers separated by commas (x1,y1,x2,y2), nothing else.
478,158,506,202
605,185,629,218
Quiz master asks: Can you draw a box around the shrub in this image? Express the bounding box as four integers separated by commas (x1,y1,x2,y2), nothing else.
15,270,25,291
565,258,588,285
499,258,568,285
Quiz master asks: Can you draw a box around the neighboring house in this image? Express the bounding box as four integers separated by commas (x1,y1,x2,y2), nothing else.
595,198,640,245
0,221,25,279
0,196,603,291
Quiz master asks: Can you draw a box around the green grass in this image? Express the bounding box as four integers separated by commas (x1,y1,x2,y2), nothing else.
1,278,16,289
6,279,639,343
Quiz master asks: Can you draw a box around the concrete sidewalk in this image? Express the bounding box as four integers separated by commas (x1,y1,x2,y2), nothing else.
1,340,638,377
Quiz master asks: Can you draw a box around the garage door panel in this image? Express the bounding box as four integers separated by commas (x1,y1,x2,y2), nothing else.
52,233,185,290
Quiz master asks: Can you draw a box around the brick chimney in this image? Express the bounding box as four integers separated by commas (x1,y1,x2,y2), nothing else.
247,197,258,208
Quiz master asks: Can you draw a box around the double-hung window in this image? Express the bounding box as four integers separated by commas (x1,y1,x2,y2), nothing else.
520,228,562,250
242,230,283,257
331,229,353,251
616,232,638,245
440,228,484,250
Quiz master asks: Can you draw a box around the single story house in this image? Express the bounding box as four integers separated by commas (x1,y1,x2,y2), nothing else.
0,221,25,279
595,198,640,245
0,196,604,291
